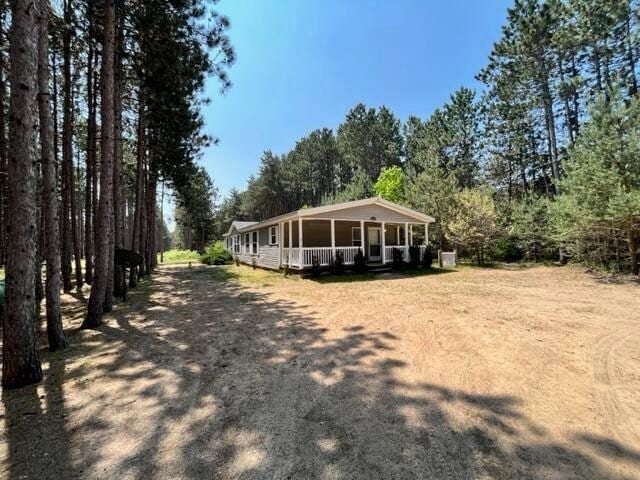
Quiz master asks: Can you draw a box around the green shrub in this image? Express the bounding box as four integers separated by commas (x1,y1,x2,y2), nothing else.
422,246,433,269
391,248,404,270
408,246,421,269
332,250,345,274
200,241,233,265
354,248,367,273
311,255,321,277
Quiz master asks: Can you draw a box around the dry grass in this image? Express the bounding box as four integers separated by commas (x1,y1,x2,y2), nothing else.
1,263,639,479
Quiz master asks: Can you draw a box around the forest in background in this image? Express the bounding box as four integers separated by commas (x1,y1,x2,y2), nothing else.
202,0,640,274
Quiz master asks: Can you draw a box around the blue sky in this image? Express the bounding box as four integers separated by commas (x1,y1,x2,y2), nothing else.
175,0,513,223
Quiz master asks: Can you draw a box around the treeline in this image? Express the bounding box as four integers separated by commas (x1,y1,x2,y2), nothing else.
0,0,233,388
217,0,639,274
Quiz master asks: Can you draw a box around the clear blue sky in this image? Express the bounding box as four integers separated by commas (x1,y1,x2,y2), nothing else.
199,0,512,199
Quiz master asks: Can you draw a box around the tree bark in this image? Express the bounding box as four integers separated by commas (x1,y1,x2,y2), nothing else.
0,10,7,269
629,221,639,276
112,0,125,299
84,0,95,284
83,0,115,329
3,0,43,388
61,0,82,290
38,0,67,351
145,170,157,274
130,89,145,286
60,0,72,292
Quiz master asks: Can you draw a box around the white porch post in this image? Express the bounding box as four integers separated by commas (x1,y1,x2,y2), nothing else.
396,225,400,246
404,222,409,261
279,222,283,265
298,217,303,266
330,219,336,260
360,220,365,255
288,220,293,265
381,221,386,263
410,224,413,246
424,223,429,246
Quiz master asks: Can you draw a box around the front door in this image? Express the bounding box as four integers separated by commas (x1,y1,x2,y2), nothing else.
367,227,381,261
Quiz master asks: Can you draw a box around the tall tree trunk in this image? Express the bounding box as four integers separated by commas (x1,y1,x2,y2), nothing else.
131,90,145,285
3,0,43,388
62,0,81,289
91,66,98,256
60,0,72,292
159,181,164,263
38,0,67,351
84,0,95,284
144,170,157,274
624,16,638,96
0,10,7,269
83,0,115,329
629,221,639,276
558,58,575,144
112,0,124,299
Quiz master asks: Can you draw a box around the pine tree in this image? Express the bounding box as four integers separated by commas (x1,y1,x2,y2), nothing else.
38,0,67,350
3,0,43,388
83,0,116,329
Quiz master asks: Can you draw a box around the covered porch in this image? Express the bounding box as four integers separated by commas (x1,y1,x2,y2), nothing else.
280,218,430,269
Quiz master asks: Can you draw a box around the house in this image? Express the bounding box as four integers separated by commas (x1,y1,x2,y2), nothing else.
223,197,435,270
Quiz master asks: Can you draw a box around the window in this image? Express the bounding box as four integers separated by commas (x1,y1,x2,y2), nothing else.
252,231,259,254
352,227,362,247
244,233,250,253
234,235,240,253
269,226,278,245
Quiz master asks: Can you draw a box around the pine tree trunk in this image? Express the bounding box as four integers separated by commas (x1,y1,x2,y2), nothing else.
629,221,639,276
624,16,638,96
112,1,125,299
145,171,157,273
539,69,560,185
83,0,115,329
38,0,67,351
3,0,43,388
0,11,7,269
61,0,82,290
130,89,145,286
84,2,95,284
60,0,72,292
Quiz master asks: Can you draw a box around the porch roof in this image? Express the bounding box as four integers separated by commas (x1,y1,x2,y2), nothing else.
229,197,435,234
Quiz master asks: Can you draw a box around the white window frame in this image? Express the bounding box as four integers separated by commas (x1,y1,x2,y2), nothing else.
252,231,259,255
269,226,278,245
352,227,362,247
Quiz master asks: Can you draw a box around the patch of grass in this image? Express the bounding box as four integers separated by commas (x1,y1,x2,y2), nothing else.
159,250,201,264
203,264,295,287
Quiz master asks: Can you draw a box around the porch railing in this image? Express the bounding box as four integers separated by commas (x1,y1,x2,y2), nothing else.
284,245,429,268
283,246,361,268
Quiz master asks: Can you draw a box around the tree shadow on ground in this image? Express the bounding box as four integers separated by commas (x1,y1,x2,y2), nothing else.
307,266,455,284
2,265,639,479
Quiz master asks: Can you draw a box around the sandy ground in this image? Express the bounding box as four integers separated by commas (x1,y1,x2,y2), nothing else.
1,263,639,479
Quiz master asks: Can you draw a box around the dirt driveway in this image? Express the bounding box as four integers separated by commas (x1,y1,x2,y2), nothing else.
1,264,639,479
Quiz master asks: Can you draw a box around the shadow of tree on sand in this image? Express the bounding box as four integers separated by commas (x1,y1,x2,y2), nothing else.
2,265,639,479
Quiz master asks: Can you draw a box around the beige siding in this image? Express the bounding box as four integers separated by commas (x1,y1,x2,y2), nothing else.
305,204,424,224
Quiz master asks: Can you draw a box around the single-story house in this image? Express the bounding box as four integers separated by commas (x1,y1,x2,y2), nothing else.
223,197,435,270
